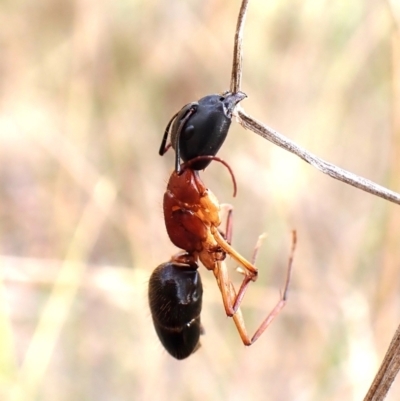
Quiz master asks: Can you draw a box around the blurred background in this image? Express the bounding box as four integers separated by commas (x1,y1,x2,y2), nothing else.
0,0,399,400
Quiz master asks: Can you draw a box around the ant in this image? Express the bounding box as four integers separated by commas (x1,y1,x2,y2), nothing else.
148,155,296,359
159,91,246,172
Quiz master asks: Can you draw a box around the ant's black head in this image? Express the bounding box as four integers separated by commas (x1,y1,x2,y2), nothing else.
159,91,246,171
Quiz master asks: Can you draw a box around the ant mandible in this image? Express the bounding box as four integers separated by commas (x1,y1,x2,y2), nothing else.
148,155,296,359
159,91,246,172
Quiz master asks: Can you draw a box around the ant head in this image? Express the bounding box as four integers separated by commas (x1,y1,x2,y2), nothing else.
159,92,247,171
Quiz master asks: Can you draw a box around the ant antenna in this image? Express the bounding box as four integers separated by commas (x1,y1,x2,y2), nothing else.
181,156,238,198
172,106,196,173
159,111,178,156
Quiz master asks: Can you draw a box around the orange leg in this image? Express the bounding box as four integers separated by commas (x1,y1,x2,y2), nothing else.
211,226,259,281
213,230,297,346
214,203,259,283
219,203,234,244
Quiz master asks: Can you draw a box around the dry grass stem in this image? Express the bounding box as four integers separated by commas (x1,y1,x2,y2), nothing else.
363,324,400,401
231,0,400,206
230,0,249,93
237,109,400,205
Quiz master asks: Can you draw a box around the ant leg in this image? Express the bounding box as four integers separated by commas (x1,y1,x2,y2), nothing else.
162,143,172,154
250,233,266,265
212,233,266,316
214,230,297,345
232,233,266,311
212,263,255,345
219,203,234,243
211,260,239,316
211,226,259,280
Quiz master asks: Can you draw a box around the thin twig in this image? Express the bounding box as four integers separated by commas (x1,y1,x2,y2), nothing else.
230,0,249,93
362,3,400,399
237,109,400,205
363,324,400,401
230,0,400,206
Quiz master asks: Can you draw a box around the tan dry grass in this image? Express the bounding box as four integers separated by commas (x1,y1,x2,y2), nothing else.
0,0,399,400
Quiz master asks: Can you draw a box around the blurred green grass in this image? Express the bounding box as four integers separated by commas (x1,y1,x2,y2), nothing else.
0,0,399,400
